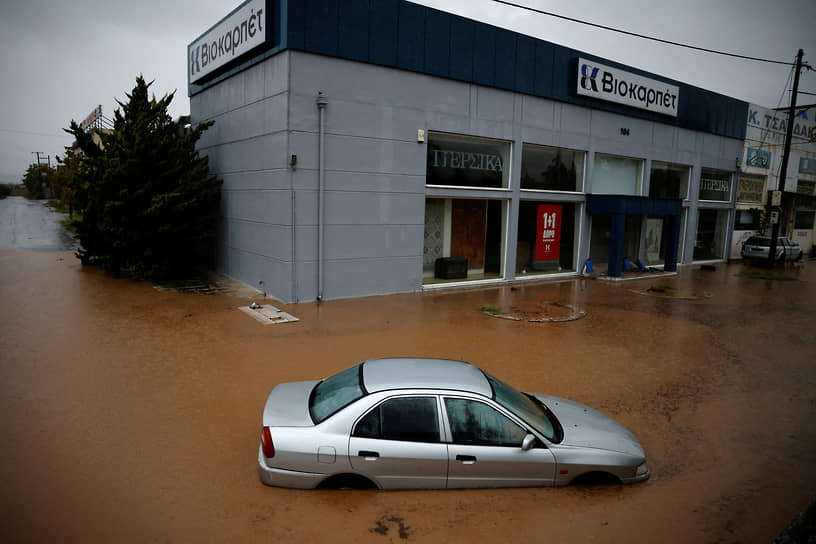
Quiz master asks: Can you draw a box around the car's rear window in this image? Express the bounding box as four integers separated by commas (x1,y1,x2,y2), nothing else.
309,364,367,424
745,236,770,245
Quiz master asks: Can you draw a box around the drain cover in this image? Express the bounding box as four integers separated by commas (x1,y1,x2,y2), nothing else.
239,304,299,325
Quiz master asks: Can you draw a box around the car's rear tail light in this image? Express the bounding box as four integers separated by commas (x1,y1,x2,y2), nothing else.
261,426,275,458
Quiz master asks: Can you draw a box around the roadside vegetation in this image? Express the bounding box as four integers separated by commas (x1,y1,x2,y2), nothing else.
0,184,13,199
59,76,222,279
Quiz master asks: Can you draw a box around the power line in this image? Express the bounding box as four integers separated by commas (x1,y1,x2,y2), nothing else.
491,0,798,66
0,128,69,138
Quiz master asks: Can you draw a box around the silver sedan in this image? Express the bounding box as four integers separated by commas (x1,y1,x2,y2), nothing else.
258,358,650,489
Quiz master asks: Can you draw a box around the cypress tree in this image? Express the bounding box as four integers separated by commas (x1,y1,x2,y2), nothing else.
67,76,221,279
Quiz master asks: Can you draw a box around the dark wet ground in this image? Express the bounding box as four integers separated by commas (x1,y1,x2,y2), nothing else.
1,205,815,542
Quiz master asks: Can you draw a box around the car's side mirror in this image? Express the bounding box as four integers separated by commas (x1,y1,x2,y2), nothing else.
522,433,537,451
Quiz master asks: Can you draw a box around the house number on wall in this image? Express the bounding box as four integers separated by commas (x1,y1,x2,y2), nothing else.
620,128,630,136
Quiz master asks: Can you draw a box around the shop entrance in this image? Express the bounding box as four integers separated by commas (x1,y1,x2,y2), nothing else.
586,195,682,277
589,214,641,269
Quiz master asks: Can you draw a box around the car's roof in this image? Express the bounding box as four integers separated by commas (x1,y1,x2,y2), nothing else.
362,358,493,397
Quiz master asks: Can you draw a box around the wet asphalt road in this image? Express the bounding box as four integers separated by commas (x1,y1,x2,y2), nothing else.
1,200,815,543
0,197,76,251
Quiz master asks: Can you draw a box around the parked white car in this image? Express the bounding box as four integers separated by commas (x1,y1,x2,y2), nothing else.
741,236,803,263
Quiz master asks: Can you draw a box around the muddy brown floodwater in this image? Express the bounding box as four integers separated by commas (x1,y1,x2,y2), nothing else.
1,248,815,543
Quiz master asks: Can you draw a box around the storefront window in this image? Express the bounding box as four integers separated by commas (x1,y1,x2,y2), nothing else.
423,198,505,284
699,168,732,201
794,210,815,230
426,132,510,188
694,209,729,260
515,201,577,275
592,154,642,195
520,144,584,191
649,162,689,199
734,208,761,231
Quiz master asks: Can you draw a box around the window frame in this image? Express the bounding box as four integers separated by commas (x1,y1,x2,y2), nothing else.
698,168,734,202
425,131,512,190
441,395,532,448
351,395,443,444
591,152,645,196
648,161,691,200
520,142,586,193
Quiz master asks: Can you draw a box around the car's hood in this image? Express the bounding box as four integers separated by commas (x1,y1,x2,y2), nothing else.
262,380,320,427
530,394,644,457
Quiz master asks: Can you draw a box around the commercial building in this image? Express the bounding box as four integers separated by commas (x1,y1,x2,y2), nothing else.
189,0,748,302
732,104,816,258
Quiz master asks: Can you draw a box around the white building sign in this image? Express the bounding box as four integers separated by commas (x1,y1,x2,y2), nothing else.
576,58,679,117
746,104,816,143
188,0,268,84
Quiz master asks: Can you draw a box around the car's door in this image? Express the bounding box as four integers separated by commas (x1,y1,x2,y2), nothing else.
442,397,556,488
348,395,447,489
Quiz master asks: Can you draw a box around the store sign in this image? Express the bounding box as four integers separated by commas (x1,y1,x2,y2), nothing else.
429,150,503,172
699,174,732,201
800,157,816,175
737,173,765,204
747,105,816,142
535,204,562,261
746,147,771,169
188,0,269,84
426,135,507,188
797,179,816,196
79,105,102,131
576,58,679,117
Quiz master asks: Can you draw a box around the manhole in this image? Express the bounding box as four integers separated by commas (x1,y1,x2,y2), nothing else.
239,303,299,325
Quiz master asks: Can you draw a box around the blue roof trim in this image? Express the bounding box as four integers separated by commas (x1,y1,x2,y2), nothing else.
188,0,748,139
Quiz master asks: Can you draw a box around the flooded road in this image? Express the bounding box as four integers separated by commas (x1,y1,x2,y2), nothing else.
0,197,77,251
1,246,815,543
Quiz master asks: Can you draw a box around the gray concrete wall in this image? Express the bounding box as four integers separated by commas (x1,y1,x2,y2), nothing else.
192,52,294,301
193,49,743,302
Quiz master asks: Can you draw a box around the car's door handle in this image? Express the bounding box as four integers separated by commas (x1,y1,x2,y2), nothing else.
359,450,379,459
456,454,477,464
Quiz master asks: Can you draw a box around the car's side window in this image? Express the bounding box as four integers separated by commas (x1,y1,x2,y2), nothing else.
352,397,440,443
444,398,528,447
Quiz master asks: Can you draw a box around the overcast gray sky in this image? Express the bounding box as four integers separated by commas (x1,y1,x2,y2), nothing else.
1,0,814,184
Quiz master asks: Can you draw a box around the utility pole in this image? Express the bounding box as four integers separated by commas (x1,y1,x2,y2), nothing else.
767,48,804,267
31,151,48,199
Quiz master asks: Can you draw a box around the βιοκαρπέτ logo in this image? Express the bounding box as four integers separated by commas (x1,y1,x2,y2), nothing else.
580,64,599,92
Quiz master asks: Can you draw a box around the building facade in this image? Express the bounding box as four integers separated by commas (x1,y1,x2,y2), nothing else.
189,0,748,302
732,103,816,259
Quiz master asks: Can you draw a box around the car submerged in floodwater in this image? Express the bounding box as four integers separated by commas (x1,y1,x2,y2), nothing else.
258,358,650,490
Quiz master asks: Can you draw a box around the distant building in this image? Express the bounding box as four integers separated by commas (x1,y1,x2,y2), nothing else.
732,104,816,258
189,0,749,302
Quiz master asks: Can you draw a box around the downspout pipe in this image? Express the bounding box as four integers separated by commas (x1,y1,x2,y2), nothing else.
316,92,328,301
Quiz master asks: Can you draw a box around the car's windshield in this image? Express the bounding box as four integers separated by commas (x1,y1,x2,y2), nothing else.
309,364,366,424
484,373,563,443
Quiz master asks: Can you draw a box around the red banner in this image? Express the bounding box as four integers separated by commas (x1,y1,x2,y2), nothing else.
535,204,562,261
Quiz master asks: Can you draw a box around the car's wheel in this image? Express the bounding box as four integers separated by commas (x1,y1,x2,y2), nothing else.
796,251,803,261
569,471,622,486
318,473,377,490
